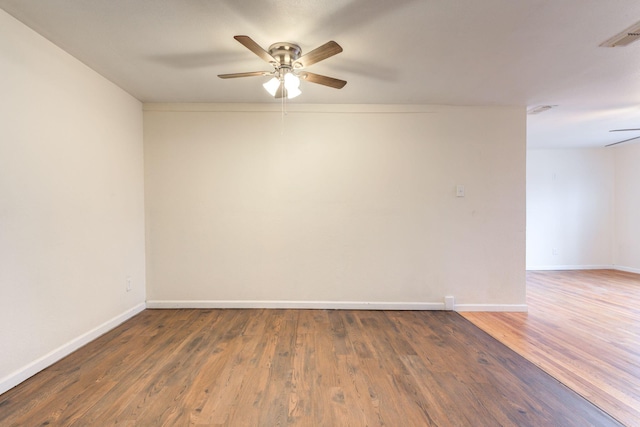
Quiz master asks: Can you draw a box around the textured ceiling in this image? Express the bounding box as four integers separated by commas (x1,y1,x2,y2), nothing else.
2,0,640,148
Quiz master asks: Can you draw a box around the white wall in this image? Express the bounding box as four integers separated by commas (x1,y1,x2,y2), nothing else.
144,104,526,310
614,142,640,272
0,10,146,393
526,149,615,269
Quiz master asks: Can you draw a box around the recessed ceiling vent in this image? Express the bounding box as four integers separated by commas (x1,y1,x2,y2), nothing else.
527,105,556,115
600,20,640,47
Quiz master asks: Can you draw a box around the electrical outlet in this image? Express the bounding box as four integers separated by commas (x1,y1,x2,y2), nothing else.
552,248,558,256
126,277,132,292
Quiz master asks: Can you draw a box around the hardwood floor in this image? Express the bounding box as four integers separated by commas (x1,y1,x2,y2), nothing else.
0,308,619,426
463,269,640,427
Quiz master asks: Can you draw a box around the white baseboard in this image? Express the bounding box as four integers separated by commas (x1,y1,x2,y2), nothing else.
527,264,640,275
614,265,640,274
146,300,445,310
455,304,528,312
146,300,529,313
0,303,146,396
526,264,613,271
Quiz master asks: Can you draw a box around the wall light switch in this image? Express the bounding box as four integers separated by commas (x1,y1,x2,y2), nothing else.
456,185,465,197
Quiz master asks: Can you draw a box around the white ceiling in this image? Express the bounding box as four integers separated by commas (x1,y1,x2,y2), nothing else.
2,0,640,148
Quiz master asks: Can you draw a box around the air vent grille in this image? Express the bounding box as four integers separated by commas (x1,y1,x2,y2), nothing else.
527,105,556,115
600,20,640,47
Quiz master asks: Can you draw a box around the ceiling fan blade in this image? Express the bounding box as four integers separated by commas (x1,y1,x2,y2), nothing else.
294,41,343,68
302,72,347,89
218,71,271,79
605,135,640,147
234,35,277,64
609,128,640,132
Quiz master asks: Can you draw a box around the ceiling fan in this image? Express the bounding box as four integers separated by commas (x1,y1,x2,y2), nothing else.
607,128,640,147
218,35,347,99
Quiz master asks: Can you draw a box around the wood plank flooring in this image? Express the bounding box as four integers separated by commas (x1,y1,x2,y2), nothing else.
463,269,640,427
0,308,619,426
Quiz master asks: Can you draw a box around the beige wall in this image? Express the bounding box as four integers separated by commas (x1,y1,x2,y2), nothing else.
0,10,146,392
526,146,639,273
526,148,615,269
144,104,526,309
614,142,640,272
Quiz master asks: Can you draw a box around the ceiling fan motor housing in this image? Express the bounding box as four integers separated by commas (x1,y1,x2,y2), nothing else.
268,42,302,69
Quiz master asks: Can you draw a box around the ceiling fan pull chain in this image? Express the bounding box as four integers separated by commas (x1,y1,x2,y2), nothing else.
281,85,285,135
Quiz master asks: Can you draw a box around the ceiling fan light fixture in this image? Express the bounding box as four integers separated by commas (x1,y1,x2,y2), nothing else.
284,72,301,99
284,72,300,89
286,85,302,99
263,77,281,96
